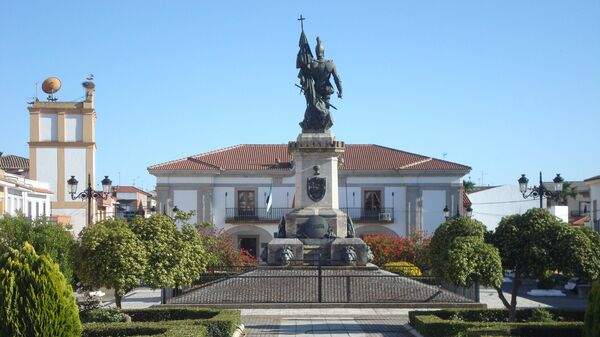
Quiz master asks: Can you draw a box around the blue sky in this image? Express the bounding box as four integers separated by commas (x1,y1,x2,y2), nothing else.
1,1,599,191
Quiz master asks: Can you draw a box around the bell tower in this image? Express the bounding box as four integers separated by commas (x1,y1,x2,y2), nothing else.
28,77,97,234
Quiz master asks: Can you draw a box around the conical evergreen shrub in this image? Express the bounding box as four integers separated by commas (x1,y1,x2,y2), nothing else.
584,281,600,337
0,242,82,337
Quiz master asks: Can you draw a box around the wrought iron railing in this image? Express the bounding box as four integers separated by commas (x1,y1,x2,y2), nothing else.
341,207,394,222
225,208,291,222
164,264,479,304
225,207,394,222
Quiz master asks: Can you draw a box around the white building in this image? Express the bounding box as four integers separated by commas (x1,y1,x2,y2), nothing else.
585,175,600,231
149,144,470,257
468,185,545,231
0,169,52,219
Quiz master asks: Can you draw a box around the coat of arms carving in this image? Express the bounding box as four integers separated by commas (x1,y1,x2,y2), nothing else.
307,176,326,202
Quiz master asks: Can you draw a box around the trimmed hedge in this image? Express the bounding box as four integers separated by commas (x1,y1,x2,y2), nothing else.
199,310,241,337
383,261,423,276
123,307,218,321
83,320,206,337
83,308,240,337
409,309,584,337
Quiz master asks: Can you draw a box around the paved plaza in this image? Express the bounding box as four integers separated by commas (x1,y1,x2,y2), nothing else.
241,309,415,337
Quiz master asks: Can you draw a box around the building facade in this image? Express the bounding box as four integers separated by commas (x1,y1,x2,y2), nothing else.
27,82,97,233
149,144,470,257
0,169,52,219
112,186,153,220
585,175,600,231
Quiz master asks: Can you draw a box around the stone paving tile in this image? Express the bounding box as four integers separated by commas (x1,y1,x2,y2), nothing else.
242,316,411,337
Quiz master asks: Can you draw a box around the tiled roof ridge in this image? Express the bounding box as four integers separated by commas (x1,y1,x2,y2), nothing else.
187,156,222,170
0,154,30,169
397,158,432,169
370,144,469,169
114,185,152,196
148,144,243,170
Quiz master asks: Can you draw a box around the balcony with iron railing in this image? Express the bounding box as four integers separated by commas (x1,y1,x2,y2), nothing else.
225,207,394,223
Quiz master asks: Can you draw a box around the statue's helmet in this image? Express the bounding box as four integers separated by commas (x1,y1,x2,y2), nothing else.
315,37,324,58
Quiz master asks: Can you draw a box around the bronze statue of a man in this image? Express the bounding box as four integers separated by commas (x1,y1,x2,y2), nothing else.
297,25,343,132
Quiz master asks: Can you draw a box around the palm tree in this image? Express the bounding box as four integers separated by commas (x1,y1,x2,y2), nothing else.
463,180,475,193
555,181,577,206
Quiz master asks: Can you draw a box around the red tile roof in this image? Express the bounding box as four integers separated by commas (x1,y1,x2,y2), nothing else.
113,186,152,196
463,191,472,208
148,144,470,172
0,155,29,170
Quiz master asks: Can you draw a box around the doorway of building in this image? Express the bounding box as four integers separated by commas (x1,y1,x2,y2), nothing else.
239,237,258,258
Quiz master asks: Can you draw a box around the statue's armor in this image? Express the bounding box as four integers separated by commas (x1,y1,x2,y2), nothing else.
310,59,336,97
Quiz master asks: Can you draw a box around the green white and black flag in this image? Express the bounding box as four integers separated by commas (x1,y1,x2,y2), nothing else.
266,184,273,213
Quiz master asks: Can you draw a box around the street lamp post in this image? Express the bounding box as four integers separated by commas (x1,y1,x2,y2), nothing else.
68,174,112,226
518,172,564,208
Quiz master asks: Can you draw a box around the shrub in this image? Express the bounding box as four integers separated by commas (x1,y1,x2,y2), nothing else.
199,310,241,337
82,308,240,337
384,261,422,276
584,281,600,337
530,308,553,322
80,308,126,323
83,320,205,337
362,232,430,267
0,214,76,282
409,309,584,337
199,226,257,267
0,242,82,337
123,307,218,321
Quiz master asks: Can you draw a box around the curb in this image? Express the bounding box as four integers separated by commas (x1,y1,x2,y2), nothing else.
232,323,245,337
403,323,425,337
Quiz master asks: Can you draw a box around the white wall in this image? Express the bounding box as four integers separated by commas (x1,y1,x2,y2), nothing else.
117,192,138,200
347,176,461,185
469,185,545,231
549,206,569,223
64,148,87,201
173,190,197,226
64,115,83,142
422,190,446,236
35,148,58,201
39,113,57,141
271,186,295,208
386,186,407,236
588,181,600,229
53,207,86,235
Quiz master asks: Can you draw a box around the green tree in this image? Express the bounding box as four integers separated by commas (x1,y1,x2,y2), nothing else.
429,217,503,288
492,208,600,321
0,214,76,282
555,181,578,206
584,281,600,337
429,216,486,277
0,242,82,337
463,179,476,193
129,214,207,290
447,236,503,288
72,218,147,308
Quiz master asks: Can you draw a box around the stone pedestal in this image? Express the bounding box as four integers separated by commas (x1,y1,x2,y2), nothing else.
267,131,370,267
267,238,303,266
330,238,370,266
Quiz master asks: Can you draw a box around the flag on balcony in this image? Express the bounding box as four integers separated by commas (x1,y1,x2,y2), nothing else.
266,184,273,213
